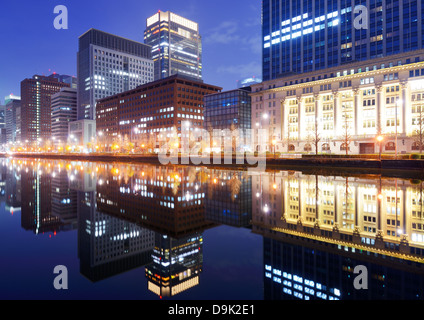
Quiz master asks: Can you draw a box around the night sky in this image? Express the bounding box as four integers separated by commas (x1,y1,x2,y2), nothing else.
0,0,262,103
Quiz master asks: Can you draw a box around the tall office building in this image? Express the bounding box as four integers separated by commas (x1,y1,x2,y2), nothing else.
144,11,202,81
51,87,77,146
0,105,5,145
77,29,154,121
5,94,21,144
262,0,424,81
20,75,69,144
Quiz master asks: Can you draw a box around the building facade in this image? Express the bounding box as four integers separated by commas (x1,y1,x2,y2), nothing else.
77,29,154,121
262,0,424,81
68,119,96,152
96,75,221,151
144,11,202,81
20,75,69,144
5,94,21,144
51,87,77,147
204,88,252,152
204,88,252,131
251,49,424,155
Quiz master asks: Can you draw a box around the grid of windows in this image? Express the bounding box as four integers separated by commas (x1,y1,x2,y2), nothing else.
262,0,424,81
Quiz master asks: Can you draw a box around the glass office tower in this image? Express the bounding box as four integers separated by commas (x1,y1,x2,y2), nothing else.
262,0,424,81
144,11,202,81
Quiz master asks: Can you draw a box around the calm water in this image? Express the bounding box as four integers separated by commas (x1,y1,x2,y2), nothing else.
1,158,424,300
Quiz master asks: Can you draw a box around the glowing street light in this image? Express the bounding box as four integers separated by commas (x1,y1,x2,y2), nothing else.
377,135,384,160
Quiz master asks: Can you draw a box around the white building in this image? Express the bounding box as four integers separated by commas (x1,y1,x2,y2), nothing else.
68,119,96,153
251,49,424,155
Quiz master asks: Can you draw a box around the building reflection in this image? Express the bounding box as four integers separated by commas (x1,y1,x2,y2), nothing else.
5,158,424,300
251,170,424,300
77,189,154,283
68,163,154,283
94,163,214,297
145,233,203,298
95,164,216,237
205,169,252,228
20,161,64,234
3,160,21,215
51,166,78,230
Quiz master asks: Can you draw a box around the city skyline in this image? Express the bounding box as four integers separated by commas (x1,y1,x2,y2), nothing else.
0,0,262,104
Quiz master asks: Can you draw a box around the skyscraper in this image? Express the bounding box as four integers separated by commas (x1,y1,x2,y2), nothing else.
5,94,21,144
262,0,424,81
20,75,69,144
51,87,77,147
144,11,202,81
0,104,5,145
77,29,153,121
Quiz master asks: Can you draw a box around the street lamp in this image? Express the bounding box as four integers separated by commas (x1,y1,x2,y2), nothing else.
258,113,269,153
395,99,402,160
272,139,277,159
377,135,384,161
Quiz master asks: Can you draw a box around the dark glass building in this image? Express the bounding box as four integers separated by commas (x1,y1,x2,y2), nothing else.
262,0,424,81
5,94,21,144
204,88,252,132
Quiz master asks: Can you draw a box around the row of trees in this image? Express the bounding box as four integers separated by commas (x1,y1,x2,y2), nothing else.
288,107,424,155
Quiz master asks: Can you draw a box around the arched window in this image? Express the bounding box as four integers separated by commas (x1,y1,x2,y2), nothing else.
340,143,350,151
412,141,422,151
322,143,330,152
288,144,296,152
385,142,396,151
304,144,312,152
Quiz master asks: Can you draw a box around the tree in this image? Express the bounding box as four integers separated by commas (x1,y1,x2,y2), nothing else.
309,118,322,155
413,105,424,154
341,107,353,156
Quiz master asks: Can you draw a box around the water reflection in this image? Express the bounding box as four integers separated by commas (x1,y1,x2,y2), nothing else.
2,158,424,300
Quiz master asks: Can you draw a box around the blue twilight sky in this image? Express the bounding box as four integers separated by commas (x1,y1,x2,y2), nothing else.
0,0,262,104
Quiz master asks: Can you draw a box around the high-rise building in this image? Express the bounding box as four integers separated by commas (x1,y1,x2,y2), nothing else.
77,28,154,121
144,11,202,81
5,94,21,144
51,87,77,147
0,105,5,145
262,0,424,81
20,75,69,144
